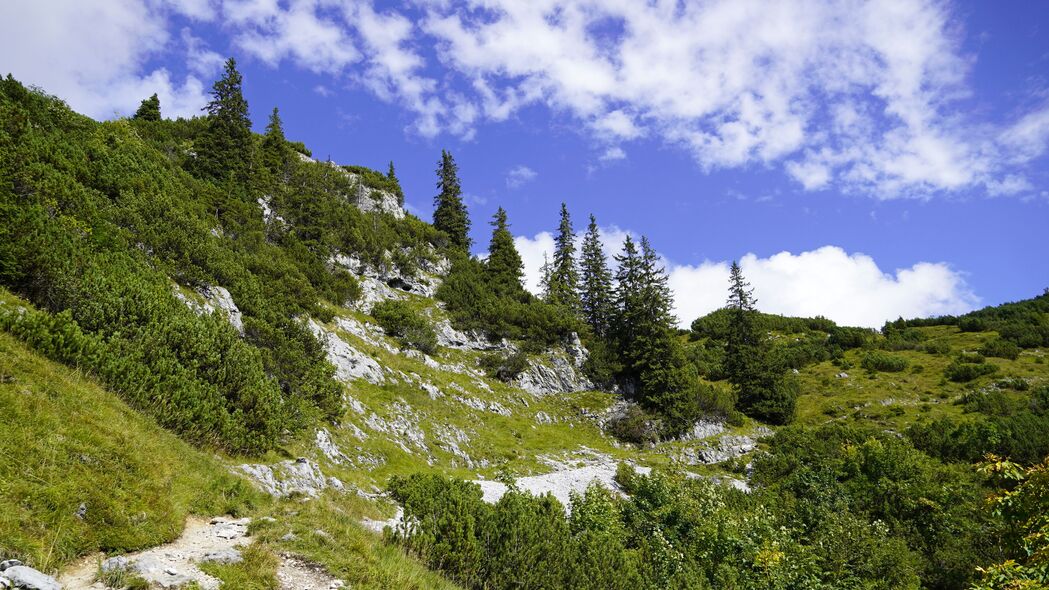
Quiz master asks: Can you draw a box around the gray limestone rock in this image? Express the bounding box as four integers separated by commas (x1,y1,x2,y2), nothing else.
0,566,61,590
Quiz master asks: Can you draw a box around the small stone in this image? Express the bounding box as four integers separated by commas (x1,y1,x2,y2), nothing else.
280,532,297,542
100,556,129,573
0,560,22,572
75,502,87,520
257,516,277,523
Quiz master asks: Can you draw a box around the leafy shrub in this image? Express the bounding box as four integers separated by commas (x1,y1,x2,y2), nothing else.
478,350,530,382
371,300,437,354
861,351,909,372
979,338,1020,360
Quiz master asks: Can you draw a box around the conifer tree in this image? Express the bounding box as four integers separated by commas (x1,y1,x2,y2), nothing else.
133,93,161,121
611,235,700,432
485,207,524,297
724,261,796,424
579,214,613,336
549,203,580,311
261,106,292,179
387,161,404,206
433,150,471,251
194,57,253,184
538,253,554,301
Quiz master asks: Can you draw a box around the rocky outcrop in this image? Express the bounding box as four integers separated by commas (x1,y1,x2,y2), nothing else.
236,458,344,498
331,252,446,311
514,334,593,395
308,320,385,385
675,432,763,465
297,153,405,219
173,284,244,333
472,452,652,512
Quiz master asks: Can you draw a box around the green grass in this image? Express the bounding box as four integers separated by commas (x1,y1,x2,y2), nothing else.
0,327,262,573
791,325,1046,430
250,492,462,590
198,543,280,590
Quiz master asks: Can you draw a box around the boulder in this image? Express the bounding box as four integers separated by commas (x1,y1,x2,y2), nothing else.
0,566,61,590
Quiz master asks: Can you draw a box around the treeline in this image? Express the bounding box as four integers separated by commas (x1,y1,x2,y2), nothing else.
0,60,433,452
387,422,1045,589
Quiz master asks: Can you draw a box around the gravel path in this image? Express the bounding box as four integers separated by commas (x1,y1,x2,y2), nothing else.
59,516,343,590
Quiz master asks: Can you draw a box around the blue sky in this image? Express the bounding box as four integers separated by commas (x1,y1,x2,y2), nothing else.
3,0,1048,327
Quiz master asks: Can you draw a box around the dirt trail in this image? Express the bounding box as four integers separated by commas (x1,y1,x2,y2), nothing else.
59,516,343,590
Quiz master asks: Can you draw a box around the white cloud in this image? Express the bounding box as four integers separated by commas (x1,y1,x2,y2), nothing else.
599,146,627,162
182,28,225,76
0,0,209,119
514,230,976,328
224,0,360,74
506,165,537,189
418,0,1049,197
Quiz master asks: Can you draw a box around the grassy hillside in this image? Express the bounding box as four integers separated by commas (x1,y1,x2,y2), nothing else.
0,291,259,572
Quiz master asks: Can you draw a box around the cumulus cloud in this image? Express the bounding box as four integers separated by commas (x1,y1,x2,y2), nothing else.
0,0,209,119
506,165,537,189
514,230,976,328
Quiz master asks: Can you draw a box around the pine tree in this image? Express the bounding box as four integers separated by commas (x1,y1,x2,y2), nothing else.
548,203,580,311
433,150,471,251
388,161,405,206
194,57,253,184
724,261,796,424
486,207,524,297
133,93,161,121
261,106,291,180
579,214,613,336
538,253,554,301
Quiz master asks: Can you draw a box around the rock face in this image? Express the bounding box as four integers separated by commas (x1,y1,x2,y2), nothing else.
1,566,60,590
331,252,446,311
308,320,385,385
236,458,344,497
514,334,593,395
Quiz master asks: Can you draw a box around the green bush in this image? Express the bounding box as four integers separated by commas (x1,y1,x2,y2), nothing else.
944,360,998,383
861,351,909,372
605,404,661,445
370,300,437,354
478,350,530,382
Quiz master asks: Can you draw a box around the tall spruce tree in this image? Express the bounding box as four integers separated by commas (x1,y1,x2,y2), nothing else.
549,203,580,311
485,207,525,297
388,161,404,206
579,214,613,336
133,93,161,121
612,235,700,432
433,150,471,251
261,106,291,179
195,57,253,184
538,253,554,301
724,261,796,424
